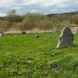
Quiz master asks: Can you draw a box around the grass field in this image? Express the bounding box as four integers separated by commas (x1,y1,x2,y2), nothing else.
0,32,78,78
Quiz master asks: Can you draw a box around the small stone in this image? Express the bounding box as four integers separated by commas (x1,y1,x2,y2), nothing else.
50,63,60,73
22,32,26,34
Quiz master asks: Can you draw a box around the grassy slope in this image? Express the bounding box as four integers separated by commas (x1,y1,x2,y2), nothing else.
0,32,78,78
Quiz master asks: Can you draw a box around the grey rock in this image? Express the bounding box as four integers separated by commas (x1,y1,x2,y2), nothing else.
50,63,60,73
56,27,74,48
22,32,26,35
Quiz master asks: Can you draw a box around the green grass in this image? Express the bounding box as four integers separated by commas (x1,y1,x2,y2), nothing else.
0,32,78,78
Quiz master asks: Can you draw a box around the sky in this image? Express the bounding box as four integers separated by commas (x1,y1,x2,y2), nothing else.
0,0,78,16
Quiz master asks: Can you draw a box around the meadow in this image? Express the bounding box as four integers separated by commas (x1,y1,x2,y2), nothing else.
0,32,78,78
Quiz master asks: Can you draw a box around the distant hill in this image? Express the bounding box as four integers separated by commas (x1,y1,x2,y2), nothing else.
0,15,24,22
47,11,78,25
0,11,78,23
47,11,78,16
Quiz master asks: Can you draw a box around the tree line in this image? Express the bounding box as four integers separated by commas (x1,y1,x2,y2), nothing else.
0,10,75,32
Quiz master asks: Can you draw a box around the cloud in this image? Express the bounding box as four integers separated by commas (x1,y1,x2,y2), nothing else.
0,0,75,6
0,0,14,5
0,0,10,4
0,0,78,16
0,13,6,17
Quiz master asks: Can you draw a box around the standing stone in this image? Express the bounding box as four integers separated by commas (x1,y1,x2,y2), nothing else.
56,27,74,48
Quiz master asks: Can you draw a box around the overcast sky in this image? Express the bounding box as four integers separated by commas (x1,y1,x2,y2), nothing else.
0,0,78,16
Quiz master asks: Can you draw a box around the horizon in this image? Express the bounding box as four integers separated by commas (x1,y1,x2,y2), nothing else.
0,0,78,16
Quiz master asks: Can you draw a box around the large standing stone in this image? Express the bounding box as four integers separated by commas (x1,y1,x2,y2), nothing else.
56,27,74,48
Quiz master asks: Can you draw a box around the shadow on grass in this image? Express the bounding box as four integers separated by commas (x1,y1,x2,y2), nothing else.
72,44,78,48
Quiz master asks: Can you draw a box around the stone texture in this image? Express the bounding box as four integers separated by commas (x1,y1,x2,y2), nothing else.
50,63,60,73
56,27,74,48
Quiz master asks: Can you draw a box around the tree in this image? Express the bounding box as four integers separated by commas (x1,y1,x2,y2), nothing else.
7,9,16,16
